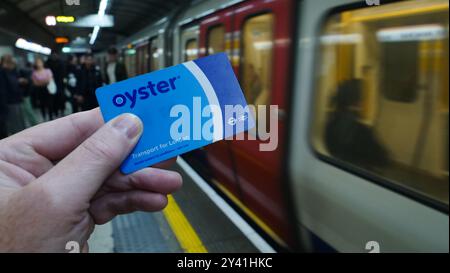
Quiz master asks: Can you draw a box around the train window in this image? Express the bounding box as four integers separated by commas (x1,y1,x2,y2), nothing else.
312,0,449,205
240,13,274,107
138,42,150,74
206,25,225,55
184,39,198,61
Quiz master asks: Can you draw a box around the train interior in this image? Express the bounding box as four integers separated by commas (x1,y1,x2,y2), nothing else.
312,0,449,205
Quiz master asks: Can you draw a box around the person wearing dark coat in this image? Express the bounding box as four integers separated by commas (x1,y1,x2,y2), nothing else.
0,54,26,135
17,62,38,127
46,53,66,117
325,79,389,170
65,55,82,113
104,47,127,84
78,54,103,111
0,66,8,139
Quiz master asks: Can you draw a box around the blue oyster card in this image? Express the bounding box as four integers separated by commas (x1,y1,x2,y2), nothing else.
96,53,255,174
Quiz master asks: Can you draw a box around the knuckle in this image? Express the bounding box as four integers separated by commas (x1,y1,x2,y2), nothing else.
80,134,118,163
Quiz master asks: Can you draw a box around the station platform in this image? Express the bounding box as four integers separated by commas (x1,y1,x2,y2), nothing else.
88,158,270,253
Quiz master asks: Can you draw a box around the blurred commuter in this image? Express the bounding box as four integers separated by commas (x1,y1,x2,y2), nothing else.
0,55,26,135
0,60,8,138
78,54,103,110
18,61,38,127
65,55,82,113
46,53,66,117
325,79,389,170
104,47,127,84
29,62,40,109
32,57,54,121
247,64,263,105
79,54,86,67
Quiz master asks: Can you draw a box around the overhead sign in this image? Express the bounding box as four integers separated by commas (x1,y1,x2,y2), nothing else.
56,16,76,23
377,25,445,42
46,15,76,26
68,14,114,27
55,37,70,44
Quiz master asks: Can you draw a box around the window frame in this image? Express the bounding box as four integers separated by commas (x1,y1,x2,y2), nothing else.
307,0,449,213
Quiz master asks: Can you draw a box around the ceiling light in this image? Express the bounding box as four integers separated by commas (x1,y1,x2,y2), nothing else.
98,0,108,16
89,0,109,45
15,38,51,55
89,25,100,45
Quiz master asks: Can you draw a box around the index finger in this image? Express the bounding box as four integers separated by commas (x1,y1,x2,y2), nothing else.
16,108,104,160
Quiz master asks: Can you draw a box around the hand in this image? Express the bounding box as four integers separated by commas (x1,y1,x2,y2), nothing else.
0,109,182,252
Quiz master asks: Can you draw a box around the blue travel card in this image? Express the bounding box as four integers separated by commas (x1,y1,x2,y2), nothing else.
96,53,255,174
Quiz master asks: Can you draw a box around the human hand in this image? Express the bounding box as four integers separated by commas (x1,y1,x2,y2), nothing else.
0,109,182,252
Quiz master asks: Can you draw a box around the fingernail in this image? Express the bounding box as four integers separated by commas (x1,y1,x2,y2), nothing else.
112,114,143,139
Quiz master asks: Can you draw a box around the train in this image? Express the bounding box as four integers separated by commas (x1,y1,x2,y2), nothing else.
95,0,449,252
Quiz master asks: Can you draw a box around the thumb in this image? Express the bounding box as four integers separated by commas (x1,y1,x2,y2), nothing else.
40,113,143,202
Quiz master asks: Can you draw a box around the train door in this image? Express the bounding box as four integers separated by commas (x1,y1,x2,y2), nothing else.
124,45,137,77
149,36,163,71
198,10,242,197
135,43,142,75
229,0,295,247
179,25,211,175
135,40,150,75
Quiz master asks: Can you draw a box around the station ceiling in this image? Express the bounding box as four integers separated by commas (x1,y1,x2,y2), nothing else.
0,0,187,51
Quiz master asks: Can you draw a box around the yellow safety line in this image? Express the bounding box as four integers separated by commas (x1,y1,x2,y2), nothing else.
162,195,208,253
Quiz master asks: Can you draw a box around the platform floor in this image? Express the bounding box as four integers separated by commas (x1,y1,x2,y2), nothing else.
88,162,260,253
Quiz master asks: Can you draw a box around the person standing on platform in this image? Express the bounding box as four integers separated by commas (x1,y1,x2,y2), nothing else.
18,61,38,127
32,57,54,121
104,47,127,84
46,53,66,117
0,55,26,135
0,59,8,139
65,55,82,113
78,54,103,111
